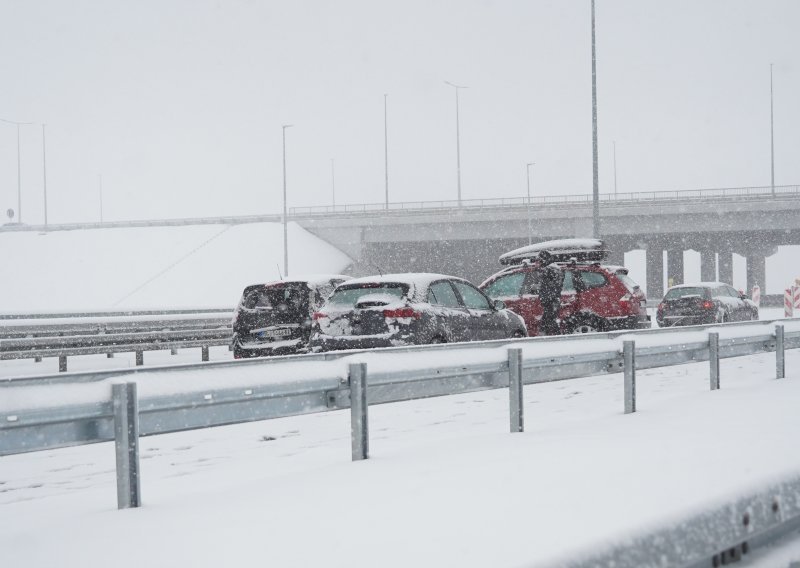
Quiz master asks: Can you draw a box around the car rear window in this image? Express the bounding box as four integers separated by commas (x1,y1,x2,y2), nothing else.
327,284,408,307
614,272,640,293
664,287,708,300
241,284,309,313
578,271,607,289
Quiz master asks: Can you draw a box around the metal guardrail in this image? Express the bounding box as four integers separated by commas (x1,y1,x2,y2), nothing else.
559,473,800,568
0,311,233,370
289,184,800,216
0,307,234,321
3,318,799,563
0,318,796,491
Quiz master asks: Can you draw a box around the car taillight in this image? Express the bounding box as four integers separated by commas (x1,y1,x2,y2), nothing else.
383,307,421,319
657,302,664,312
702,300,714,310
312,312,328,321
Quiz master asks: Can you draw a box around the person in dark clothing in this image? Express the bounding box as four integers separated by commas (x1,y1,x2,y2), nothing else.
538,251,564,336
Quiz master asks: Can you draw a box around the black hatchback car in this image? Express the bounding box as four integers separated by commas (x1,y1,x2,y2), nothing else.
656,282,759,327
232,275,350,358
309,273,527,352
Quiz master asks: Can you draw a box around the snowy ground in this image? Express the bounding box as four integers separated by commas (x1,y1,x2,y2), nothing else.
2,336,800,566
0,222,352,311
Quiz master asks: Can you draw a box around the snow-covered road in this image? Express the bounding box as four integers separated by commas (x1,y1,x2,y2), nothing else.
2,342,799,567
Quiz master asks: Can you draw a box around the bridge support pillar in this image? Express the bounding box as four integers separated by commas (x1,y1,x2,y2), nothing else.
718,250,733,285
746,254,766,293
700,251,716,282
666,250,684,288
646,248,664,300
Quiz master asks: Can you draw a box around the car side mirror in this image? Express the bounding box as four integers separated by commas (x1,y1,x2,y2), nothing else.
493,299,506,310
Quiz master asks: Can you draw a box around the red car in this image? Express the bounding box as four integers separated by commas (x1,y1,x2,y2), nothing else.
479,239,649,336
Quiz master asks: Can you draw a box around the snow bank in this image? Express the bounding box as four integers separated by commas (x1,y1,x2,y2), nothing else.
0,223,352,312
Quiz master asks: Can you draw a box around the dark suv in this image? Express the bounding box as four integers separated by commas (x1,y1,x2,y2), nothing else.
232,275,350,358
479,239,649,336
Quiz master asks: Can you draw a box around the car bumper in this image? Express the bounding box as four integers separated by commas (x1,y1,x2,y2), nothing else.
233,336,306,357
606,314,651,331
656,314,715,327
310,332,414,352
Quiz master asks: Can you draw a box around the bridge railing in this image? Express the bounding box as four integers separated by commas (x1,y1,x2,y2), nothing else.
289,184,800,216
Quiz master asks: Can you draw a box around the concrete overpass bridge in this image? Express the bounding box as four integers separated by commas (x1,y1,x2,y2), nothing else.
292,184,800,298
3,184,798,299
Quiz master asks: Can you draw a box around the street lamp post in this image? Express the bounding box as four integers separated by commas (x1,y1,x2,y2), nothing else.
770,63,775,197
384,93,389,209
445,81,468,206
1,118,33,223
98,174,104,223
613,140,617,196
590,0,600,237
526,162,534,245
42,124,48,227
331,158,336,208
282,124,293,277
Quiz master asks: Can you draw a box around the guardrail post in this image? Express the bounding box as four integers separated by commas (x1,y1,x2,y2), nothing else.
58,355,67,372
201,346,209,362
349,362,368,461
135,350,144,366
170,348,178,356
113,382,141,509
776,324,785,379
709,332,720,390
623,340,636,414
508,348,524,432
107,353,114,358
34,356,42,363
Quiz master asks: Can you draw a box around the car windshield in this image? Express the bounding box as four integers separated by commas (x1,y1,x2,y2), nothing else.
664,287,708,300
327,284,408,307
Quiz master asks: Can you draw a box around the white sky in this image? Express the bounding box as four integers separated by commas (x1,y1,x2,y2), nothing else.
1,0,799,224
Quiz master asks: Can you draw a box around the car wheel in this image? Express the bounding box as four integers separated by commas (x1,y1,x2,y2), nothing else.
512,330,526,338
233,341,249,359
429,336,447,344
567,316,604,334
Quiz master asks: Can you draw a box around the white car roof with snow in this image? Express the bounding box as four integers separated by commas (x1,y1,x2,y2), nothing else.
668,282,731,289
337,273,474,301
340,273,467,288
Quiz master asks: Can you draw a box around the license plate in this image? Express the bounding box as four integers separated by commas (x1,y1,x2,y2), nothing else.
259,328,292,339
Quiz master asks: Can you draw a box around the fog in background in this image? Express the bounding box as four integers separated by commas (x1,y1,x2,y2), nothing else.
1,0,798,224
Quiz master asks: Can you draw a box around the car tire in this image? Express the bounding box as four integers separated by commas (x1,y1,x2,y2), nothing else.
566,315,604,334
233,343,249,359
429,335,447,344
512,330,526,338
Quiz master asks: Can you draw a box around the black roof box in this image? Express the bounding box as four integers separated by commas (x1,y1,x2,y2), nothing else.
499,238,609,265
